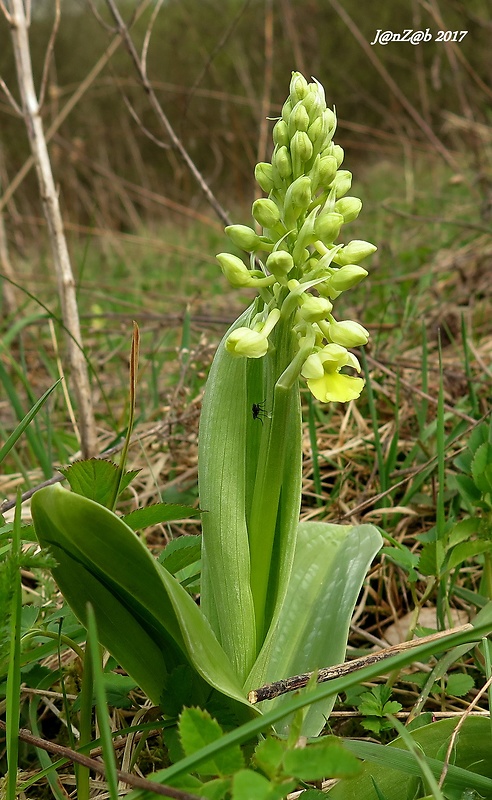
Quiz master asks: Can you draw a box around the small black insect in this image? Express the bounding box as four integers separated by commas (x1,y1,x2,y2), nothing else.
252,400,269,423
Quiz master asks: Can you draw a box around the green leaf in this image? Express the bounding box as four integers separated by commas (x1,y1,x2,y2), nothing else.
201,777,231,799
446,673,474,697
454,475,482,506
448,518,479,547
282,738,360,781
328,717,492,799
381,546,419,572
471,443,492,495
179,708,244,777
254,737,286,779
246,520,382,736
123,503,201,531
447,540,492,572
58,459,139,507
231,769,273,800
158,536,202,574
31,484,247,706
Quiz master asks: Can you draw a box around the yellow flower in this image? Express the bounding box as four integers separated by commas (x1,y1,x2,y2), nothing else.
301,344,364,403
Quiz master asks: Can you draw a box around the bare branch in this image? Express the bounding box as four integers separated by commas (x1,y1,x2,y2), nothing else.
141,0,165,80
0,0,12,23
0,720,204,800
121,91,170,150
0,77,22,115
182,0,253,121
104,0,231,228
38,0,61,108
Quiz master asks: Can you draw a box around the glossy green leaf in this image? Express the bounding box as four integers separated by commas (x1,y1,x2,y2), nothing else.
198,306,258,682
31,484,247,705
246,521,382,736
329,717,492,799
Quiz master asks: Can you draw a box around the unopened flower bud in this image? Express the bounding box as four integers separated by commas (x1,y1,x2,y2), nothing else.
255,162,275,192
252,198,281,229
282,99,292,123
289,72,309,103
314,211,344,243
225,224,262,252
302,88,324,121
299,294,333,322
333,240,377,266
329,264,368,291
332,144,344,167
328,320,369,347
266,250,294,278
273,119,289,147
226,328,269,358
290,130,313,163
307,116,325,145
273,145,292,179
288,102,310,136
331,170,352,198
334,196,362,223
217,253,254,287
318,155,338,187
285,175,311,209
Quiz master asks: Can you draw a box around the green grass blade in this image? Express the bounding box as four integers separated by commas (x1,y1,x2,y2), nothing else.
5,492,22,800
86,606,120,800
0,366,61,473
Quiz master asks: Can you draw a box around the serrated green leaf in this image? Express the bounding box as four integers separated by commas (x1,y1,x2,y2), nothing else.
254,736,286,779
282,738,360,781
246,521,382,736
158,536,202,574
468,423,490,456
471,443,492,495
179,707,244,777
31,484,247,706
446,673,474,697
58,459,138,508
123,503,201,531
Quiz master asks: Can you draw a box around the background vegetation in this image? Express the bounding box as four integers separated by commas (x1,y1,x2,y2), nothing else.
1,0,492,797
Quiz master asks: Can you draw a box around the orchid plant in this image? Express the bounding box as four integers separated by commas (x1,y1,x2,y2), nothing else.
31,72,382,736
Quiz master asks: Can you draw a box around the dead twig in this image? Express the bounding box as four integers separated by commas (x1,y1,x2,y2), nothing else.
0,719,203,800
248,624,474,704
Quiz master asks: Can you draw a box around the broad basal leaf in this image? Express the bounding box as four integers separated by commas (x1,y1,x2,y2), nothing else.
31,484,247,706
246,521,382,736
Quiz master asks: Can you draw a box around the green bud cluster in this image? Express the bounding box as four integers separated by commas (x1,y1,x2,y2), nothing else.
216,72,377,403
